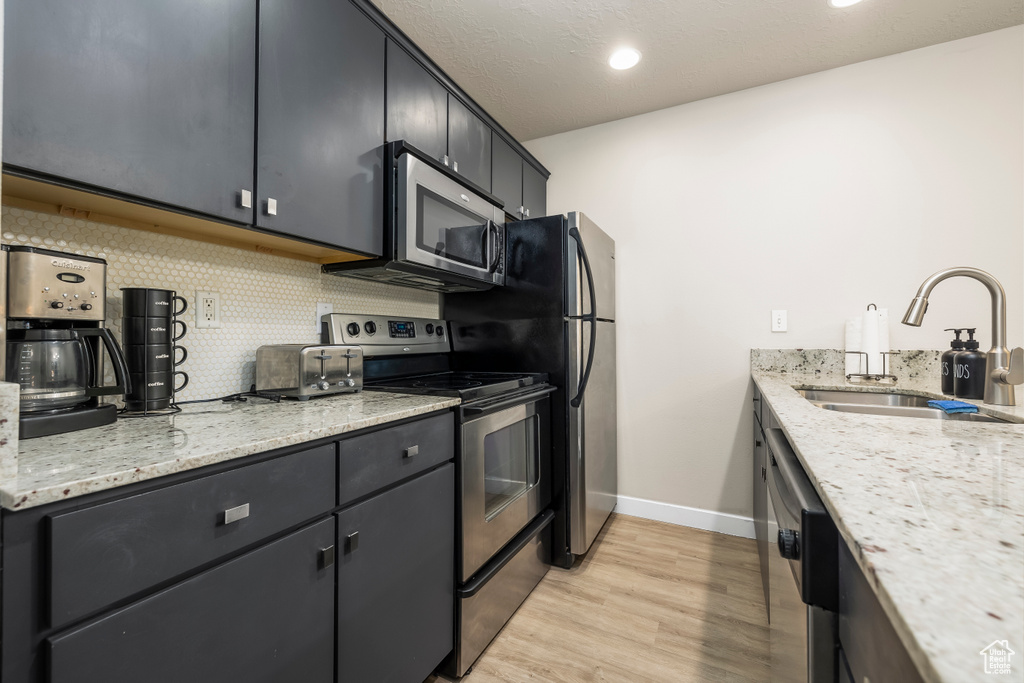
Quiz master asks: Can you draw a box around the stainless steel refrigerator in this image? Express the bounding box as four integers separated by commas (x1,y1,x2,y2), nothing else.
445,211,617,567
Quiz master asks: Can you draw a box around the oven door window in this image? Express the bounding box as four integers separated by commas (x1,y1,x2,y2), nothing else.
483,414,538,521
416,186,489,270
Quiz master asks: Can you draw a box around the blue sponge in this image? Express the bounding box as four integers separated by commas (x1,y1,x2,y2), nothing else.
927,399,979,414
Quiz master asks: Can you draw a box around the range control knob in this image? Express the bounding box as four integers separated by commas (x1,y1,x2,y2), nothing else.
346,379,356,387
317,381,331,391
50,301,64,309
778,529,800,560
80,303,93,311
346,322,360,337
425,323,434,335
436,326,445,337
364,321,376,335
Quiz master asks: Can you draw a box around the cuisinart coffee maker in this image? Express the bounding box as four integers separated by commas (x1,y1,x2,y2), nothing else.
3,246,131,438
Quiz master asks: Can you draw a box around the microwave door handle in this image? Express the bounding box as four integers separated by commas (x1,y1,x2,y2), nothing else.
568,226,598,408
487,221,501,273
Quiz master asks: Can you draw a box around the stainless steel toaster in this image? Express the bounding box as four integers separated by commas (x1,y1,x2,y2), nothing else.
255,344,363,399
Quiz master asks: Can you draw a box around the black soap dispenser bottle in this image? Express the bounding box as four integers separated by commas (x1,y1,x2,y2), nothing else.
941,329,965,395
954,328,986,400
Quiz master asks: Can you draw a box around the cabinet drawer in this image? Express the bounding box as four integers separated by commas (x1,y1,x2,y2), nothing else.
47,517,335,683
47,444,336,628
338,412,454,505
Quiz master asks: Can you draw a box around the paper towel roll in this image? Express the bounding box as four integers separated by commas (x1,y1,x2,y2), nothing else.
862,309,882,375
845,317,863,375
878,308,891,373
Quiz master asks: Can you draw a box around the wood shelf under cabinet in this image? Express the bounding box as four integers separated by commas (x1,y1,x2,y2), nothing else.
1,174,370,265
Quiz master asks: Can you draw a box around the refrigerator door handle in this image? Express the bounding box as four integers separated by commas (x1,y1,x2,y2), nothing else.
569,227,598,408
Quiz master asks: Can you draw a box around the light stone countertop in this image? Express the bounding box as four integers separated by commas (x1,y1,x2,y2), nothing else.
3,391,459,511
751,351,1023,683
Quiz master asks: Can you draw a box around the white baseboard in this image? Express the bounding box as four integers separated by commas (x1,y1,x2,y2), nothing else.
615,495,756,539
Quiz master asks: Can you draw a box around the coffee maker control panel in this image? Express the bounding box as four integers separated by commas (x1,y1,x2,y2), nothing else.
6,247,106,321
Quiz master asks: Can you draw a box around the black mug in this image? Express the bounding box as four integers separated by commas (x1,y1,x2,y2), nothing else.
126,370,188,404
124,344,187,373
122,288,187,318
122,317,187,345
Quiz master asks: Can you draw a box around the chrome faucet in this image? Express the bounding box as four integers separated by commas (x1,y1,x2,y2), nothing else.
902,267,1023,406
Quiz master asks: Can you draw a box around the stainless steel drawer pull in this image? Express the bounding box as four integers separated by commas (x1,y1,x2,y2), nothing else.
266,197,278,216
239,189,252,209
223,503,250,525
404,445,419,458
346,531,359,552
319,545,336,569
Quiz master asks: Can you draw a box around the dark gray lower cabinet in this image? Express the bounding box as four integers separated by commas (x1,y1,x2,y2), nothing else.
4,0,256,224
337,463,455,683
47,517,336,683
257,0,385,255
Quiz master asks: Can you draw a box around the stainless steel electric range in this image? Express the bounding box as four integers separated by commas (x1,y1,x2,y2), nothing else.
322,314,555,678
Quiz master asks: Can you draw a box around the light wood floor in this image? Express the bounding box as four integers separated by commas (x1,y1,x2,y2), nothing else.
429,513,770,683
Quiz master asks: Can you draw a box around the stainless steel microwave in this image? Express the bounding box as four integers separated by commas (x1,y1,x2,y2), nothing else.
323,141,505,293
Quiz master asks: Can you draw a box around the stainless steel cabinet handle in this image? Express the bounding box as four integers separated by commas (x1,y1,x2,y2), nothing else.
239,189,252,209
525,208,531,217
266,198,278,216
452,160,459,173
404,445,419,458
346,531,360,552
319,545,336,569
223,503,250,525
441,155,450,167
518,205,525,217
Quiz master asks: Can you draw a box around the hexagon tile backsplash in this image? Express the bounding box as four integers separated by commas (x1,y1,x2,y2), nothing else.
2,205,439,401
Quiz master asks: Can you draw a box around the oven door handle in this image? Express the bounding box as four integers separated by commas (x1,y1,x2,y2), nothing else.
458,509,554,598
461,385,557,417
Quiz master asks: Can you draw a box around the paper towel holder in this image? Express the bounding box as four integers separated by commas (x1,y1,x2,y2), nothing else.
845,350,899,383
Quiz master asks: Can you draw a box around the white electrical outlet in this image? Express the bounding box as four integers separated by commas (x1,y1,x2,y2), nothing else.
772,309,787,333
196,291,221,329
315,302,333,335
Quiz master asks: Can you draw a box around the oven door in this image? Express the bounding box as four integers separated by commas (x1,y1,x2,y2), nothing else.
459,386,553,582
396,153,504,288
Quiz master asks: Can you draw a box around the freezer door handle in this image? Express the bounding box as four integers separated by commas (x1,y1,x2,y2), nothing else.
569,227,597,408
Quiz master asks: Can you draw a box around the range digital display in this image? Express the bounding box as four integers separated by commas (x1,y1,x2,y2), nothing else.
388,320,416,338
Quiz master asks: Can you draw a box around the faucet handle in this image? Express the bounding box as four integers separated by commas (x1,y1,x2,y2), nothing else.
1001,347,1024,385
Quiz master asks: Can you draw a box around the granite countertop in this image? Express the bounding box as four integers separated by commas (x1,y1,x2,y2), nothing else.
2,391,460,511
751,350,1023,683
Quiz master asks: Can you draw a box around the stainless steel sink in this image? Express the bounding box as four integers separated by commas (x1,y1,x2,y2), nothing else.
796,389,1011,423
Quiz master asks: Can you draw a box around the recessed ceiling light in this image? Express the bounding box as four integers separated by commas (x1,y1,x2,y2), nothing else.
609,48,641,71
828,0,864,7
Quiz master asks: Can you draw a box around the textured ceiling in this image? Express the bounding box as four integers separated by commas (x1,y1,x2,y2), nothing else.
370,0,1023,141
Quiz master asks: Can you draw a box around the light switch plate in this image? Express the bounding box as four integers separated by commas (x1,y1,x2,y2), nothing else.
772,309,787,333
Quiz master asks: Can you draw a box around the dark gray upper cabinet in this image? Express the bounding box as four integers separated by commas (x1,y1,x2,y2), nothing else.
491,133,523,216
522,161,548,219
3,0,256,224
257,0,385,255
386,40,448,163
448,97,491,192
48,519,336,683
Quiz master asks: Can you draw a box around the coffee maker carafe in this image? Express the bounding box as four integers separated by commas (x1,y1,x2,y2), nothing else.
4,246,131,438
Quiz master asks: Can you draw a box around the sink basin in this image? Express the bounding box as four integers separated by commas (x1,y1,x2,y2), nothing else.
797,389,932,407
796,389,1011,423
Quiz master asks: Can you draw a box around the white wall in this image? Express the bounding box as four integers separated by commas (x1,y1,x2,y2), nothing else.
525,26,1024,521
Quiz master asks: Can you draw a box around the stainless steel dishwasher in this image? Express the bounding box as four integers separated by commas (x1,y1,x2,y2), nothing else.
765,424,839,683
